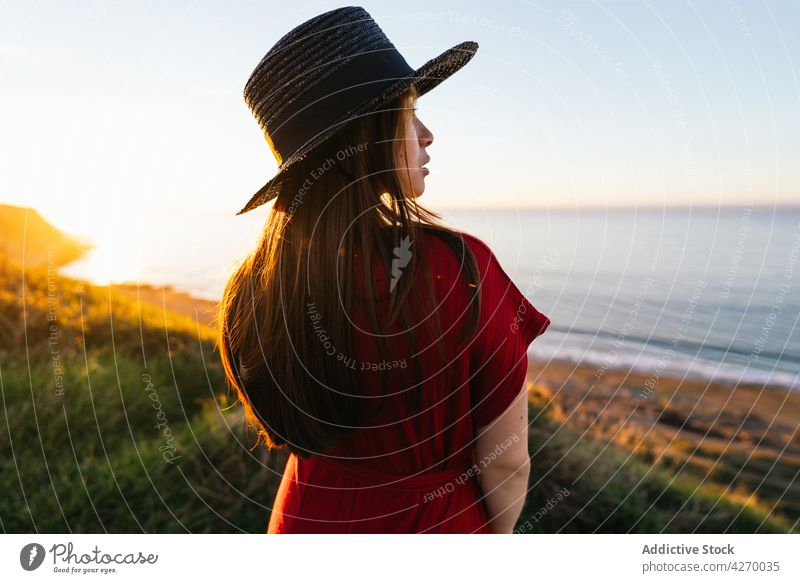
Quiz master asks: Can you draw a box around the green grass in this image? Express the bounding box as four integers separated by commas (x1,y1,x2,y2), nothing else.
516,400,796,533
1,340,287,533
0,259,286,533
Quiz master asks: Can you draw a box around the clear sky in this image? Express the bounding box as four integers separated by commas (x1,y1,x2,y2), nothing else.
1,0,799,230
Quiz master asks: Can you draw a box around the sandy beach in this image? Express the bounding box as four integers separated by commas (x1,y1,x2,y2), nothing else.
527,357,799,463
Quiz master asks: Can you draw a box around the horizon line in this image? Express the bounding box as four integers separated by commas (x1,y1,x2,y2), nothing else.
9,200,800,218
438,202,800,212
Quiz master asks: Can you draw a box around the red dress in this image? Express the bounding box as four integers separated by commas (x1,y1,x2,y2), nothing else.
267,230,551,533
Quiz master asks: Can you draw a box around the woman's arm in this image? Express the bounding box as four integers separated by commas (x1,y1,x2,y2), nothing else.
474,385,531,534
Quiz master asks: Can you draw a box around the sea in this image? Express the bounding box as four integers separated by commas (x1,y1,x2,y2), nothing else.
57,204,800,390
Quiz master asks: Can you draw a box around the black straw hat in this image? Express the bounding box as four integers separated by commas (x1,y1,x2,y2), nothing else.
236,6,479,215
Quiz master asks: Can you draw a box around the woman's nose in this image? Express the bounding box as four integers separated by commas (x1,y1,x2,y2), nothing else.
418,120,433,147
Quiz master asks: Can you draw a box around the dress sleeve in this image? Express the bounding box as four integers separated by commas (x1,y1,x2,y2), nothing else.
468,240,551,430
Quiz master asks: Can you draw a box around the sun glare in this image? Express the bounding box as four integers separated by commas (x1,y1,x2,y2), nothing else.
57,225,144,286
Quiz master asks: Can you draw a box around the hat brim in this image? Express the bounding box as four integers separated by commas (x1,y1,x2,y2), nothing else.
236,40,479,215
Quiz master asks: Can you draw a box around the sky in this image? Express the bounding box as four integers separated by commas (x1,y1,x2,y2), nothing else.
1,0,799,234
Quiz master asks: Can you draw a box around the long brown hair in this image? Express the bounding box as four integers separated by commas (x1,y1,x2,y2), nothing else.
218,85,482,459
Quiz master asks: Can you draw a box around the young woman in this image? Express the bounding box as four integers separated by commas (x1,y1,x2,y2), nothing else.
218,6,551,534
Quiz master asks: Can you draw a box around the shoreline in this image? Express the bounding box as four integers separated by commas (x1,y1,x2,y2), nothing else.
106,277,799,402
527,356,800,466
82,276,800,463
16,200,794,399
108,282,220,331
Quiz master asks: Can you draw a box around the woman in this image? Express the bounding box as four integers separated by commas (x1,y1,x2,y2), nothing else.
218,6,551,533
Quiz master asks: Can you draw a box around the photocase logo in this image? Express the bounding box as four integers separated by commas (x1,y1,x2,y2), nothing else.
390,236,413,292
20,543,46,571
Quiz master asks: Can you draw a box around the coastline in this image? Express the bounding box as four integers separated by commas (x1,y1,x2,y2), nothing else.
110,282,220,331
527,356,800,471
6,200,793,488
107,279,798,460
109,281,800,471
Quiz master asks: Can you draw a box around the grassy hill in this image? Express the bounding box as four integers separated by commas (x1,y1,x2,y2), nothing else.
0,252,286,532
0,204,93,270
515,383,794,533
0,205,794,533
0,206,284,532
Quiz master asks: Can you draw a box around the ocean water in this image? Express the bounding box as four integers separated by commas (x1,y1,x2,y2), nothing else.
444,206,800,391
57,204,800,390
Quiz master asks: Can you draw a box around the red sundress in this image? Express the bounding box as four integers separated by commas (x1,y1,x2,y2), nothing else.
266,230,551,533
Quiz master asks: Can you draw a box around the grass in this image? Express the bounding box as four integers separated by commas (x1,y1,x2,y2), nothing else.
517,388,796,533
0,257,285,533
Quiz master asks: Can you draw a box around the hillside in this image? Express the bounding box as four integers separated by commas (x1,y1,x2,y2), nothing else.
0,204,93,269
0,203,219,329
0,251,284,533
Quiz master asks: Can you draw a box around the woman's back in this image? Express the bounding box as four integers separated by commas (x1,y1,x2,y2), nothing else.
267,229,551,533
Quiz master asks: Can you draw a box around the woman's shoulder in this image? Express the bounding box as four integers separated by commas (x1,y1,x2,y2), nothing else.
453,230,495,262
417,227,500,280
417,226,493,260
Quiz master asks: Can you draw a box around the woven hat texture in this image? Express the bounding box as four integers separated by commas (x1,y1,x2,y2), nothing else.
237,6,478,215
